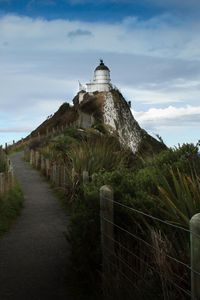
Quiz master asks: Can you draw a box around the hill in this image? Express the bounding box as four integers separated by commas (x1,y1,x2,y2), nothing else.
28,89,166,154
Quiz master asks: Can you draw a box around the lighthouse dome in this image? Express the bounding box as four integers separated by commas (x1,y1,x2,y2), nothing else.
95,60,110,71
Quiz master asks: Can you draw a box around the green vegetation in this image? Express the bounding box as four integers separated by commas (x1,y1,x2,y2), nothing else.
67,135,128,175
0,149,7,172
0,184,24,237
67,143,199,299
27,126,200,299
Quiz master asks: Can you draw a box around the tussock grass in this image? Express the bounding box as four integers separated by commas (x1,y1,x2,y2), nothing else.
67,135,128,175
0,184,24,237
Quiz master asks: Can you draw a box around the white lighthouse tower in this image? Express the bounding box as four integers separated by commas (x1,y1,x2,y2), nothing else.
86,59,113,93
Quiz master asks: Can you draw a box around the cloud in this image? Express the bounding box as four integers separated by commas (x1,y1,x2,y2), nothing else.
132,105,200,146
67,29,93,38
133,105,200,129
122,76,200,105
0,128,33,132
1,13,200,60
0,14,200,145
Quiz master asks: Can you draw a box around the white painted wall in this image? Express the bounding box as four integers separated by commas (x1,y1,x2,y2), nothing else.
86,82,112,93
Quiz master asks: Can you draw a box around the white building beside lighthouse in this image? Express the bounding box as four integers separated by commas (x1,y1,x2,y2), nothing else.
79,60,113,94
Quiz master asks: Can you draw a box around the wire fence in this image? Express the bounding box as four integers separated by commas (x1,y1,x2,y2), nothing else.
27,149,69,191
5,120,80,153
100,186,200,300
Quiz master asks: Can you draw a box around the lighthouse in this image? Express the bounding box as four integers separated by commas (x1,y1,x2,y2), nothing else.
85,60,113,93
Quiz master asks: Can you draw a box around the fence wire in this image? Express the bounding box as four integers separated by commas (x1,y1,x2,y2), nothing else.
103,232,189,286
100,195,200,300
103,195,200,239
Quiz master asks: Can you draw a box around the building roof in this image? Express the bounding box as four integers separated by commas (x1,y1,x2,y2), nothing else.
95,59,110,71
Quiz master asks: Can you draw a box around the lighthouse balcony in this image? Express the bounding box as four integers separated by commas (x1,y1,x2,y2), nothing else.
86,82,112,93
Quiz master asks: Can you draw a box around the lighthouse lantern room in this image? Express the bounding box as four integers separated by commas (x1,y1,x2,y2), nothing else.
84,60,113,93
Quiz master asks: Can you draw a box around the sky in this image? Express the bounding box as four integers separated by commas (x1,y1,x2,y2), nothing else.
0,0,200,147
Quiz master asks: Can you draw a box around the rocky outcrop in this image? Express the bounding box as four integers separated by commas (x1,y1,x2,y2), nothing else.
102,91,142,153
76,89,165,153
28,89,166,154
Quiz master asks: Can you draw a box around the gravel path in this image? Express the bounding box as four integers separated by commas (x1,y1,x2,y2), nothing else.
0,152,72,300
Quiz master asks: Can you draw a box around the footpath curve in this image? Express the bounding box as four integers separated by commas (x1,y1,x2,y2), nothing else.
0,152,72,300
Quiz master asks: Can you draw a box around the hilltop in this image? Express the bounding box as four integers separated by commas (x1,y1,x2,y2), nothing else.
29,89,166,155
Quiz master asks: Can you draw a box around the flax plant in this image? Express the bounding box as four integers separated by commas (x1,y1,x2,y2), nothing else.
157,167,200,227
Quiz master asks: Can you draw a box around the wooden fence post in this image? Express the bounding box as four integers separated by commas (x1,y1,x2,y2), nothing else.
100,185,114,274
49,162,53,181
190,213,200,299
56,164,60,186
91,174,96,181
0,173,4,195
45,159,50,178
63,167,67,190
60,165,65,187
35,151,40,168
41,155,45,173
30,149,34,165
83,170,89,185
52,163,56,184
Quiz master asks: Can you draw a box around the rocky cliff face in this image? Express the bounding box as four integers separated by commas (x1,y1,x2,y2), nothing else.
102,91,141,153
29,89,165,154
75,89,165,153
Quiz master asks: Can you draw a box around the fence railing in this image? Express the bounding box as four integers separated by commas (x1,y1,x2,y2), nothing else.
6,121,79,153
100,185,200,300
28,149,68,190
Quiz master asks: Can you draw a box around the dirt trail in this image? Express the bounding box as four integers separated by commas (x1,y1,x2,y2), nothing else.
0,152,72,300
